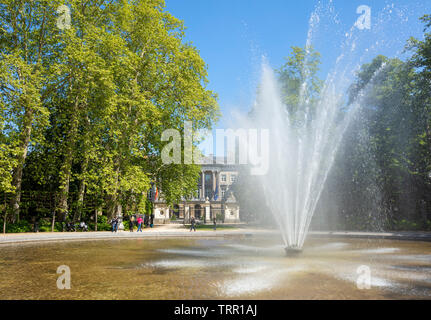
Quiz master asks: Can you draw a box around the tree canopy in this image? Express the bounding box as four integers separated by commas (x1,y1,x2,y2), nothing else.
0,0,219,232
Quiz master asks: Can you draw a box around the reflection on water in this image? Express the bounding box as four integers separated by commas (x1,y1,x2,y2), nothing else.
0,237,430,299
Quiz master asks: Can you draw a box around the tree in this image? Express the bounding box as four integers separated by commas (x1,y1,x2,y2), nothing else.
0,0,219,230
0,0,62,222
277,46,323,123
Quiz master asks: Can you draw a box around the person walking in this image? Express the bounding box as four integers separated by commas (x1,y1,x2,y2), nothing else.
150,213,154,228
190,217,196,232
111,216,118,233
213,217,217,231
137,216,143,232
129,215,135,232
114,216,119,232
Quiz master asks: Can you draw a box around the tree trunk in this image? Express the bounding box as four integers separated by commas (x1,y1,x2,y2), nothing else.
107,193,117,220
73,157,88,222
57,99,80,222
50,192,56,232
107,163,121,220
2,214,6,234
51,209,56,232
10,108,34,222
3,193,7,234
95,208,99,232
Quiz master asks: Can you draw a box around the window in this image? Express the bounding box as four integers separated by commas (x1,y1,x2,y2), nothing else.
221,186,227,199
221,174,226,182
230,175,236,182
205,173,211,183
205,189,211,199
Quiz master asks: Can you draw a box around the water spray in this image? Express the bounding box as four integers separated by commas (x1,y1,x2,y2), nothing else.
284,246,303,256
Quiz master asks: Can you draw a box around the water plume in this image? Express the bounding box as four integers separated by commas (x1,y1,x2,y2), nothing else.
237,1,427,250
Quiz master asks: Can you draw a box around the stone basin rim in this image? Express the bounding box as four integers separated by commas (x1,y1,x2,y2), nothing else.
0,229,431,246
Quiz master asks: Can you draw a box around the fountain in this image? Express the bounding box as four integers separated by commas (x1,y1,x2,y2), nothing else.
239,2,423,254
284,246,303,256
246,61,356,254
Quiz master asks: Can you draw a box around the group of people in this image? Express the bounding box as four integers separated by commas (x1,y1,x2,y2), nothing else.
189,217,217,232
110,214,217,233
128,214,154,232
110,214,154,233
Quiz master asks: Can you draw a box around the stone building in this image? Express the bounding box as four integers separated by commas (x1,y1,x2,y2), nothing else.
151,157,240,224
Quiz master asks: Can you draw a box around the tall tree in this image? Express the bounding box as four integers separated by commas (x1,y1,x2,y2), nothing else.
0,0,63,221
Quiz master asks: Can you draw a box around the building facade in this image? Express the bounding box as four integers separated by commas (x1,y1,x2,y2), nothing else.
152,157,240,224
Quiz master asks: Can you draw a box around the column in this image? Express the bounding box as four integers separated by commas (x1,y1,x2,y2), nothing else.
205,205,211,223
201,171,205,200
185,205,190,223
217,171,221,201
212,171,216,200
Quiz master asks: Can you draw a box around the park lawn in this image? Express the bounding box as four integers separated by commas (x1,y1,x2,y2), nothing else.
183,224,237,230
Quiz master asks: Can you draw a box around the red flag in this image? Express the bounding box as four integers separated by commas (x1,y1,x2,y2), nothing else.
155,187,158,201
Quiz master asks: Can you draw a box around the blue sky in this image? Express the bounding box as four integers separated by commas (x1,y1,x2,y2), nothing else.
165,0,431,154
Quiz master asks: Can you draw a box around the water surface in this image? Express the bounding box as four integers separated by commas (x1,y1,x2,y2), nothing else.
0,237,430,299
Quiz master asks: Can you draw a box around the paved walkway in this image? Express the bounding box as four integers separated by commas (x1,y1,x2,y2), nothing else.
0,224,261,245
1,225,431,245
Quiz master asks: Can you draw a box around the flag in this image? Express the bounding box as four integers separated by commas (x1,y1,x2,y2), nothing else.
155,187,159,201
214,179,219,201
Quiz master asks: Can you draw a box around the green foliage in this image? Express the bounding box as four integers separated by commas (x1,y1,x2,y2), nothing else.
2,220,32,233
0,0,219,230
319,15,431,232
277,46,323,122
87,215,111,231
122,220,130,230
216,213,224,222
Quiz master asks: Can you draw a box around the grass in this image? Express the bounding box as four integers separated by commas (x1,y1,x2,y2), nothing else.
183,224,237,230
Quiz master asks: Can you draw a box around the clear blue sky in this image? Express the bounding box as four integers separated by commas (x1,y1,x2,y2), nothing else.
165,0,431,153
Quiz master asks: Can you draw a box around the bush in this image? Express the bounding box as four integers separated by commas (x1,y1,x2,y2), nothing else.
39,225,51,232
36,219,63,232
4,220,32,233
88,222,111,231
98,215,108,224
392,219,422,231
87,215,112,231
216,213,224,222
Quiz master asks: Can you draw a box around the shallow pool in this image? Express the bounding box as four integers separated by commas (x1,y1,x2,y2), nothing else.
0,236,430,299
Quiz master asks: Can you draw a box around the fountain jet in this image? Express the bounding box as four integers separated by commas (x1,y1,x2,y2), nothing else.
284,247,303,257
235,1,419,255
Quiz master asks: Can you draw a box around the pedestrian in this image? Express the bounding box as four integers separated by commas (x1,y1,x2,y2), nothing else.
129,215,135,232
137,216,143,232
150,213,154,228
190,216,196,232
213,217,217,231
116,217,120,232
144,214,149,228
111,216,118,233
